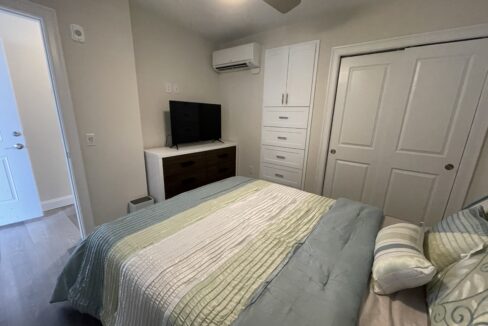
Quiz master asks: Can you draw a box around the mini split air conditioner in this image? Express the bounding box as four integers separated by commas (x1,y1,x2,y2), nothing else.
212,43,261,72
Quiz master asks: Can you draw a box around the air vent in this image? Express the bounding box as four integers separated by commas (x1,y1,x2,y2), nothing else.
215,63,250,71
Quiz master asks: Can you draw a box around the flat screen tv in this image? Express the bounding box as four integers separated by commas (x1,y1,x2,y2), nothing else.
169,101,221,147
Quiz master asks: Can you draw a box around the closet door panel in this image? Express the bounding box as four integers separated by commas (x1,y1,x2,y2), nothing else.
263,47,289,107
323,51,402,206
286,42,317,106
379,39,488,225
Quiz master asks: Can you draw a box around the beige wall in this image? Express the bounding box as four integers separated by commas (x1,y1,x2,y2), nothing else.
31,0,147,225
129,1,221,149
219,0,488,197
0,9,71,205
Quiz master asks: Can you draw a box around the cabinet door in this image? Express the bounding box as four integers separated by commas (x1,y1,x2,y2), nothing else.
263,47,289,107
286,42,317,106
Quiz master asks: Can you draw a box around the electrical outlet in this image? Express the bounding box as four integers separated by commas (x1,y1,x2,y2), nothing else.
165,82,172,93
85,133,96,146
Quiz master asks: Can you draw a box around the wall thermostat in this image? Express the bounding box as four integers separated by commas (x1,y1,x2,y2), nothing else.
70,24,85,43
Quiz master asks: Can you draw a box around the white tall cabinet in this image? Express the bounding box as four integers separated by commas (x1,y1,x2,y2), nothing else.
260,41,319,188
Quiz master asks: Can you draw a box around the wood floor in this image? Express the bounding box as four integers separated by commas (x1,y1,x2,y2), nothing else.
0,205,101,326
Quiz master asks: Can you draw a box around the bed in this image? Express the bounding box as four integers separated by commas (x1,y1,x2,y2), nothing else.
51,176,390,326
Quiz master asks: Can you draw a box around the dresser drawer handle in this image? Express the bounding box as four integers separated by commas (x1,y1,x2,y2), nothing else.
274,173,284,178
277,136,287,140
276,155,286,159
278,116,289,120
180,161,195,168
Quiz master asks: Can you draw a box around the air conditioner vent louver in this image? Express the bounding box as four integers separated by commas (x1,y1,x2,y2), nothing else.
213,43,261,73
215,63,250,71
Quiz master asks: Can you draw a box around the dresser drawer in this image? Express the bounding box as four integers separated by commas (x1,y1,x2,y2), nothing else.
162,152,206,177
262,127,307,149
262,107,309,128
207,163,236,183
164,170,207,199
261,146,305,169
205,146,236,165
260,163,302,188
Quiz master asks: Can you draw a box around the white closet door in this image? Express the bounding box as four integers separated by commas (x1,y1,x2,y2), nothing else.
324,51,402,204
377,39,488,225
286,42,317,106
263,47,289,107
324,38,488,226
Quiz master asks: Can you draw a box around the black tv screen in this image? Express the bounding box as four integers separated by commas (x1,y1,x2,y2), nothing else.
169,101,221,146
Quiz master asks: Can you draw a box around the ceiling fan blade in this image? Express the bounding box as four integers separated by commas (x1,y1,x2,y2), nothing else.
262,0,301,13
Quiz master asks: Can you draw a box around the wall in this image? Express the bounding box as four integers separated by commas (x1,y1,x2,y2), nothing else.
0,9,72,207
129,1,221,149
31,0,147,225
219,0,488,198
466,131,488,204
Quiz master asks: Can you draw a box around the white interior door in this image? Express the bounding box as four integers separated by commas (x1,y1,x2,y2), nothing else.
324,38,488,226
323,51,403,205
0,41,42,226
286,42,317,107
263,47,289,107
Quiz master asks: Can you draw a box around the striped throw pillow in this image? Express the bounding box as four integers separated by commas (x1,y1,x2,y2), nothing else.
372,223,436,295
424,207,488,271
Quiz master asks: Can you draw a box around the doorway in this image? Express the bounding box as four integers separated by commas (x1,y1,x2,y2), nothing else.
323,38,488,226
0,9,76,228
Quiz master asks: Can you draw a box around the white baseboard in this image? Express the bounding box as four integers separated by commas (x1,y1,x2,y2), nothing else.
42,195,74,212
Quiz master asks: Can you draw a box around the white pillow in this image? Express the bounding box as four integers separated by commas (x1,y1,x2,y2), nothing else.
372,223,436,295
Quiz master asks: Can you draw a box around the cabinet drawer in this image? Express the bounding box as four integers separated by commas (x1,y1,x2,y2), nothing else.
260,163,302,188
262,127,307,149
164,170,207,199
262,107,309,128
163,152,206,177
207,163,236,183
261,146,304,169
205,146,236,165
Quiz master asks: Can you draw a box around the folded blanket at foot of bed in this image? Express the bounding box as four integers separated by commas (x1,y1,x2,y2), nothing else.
51,177,383,326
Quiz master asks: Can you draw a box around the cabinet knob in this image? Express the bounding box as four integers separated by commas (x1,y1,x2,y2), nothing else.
445,163,454,171
330,149,336,154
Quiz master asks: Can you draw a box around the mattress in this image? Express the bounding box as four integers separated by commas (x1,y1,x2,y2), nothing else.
52,177,383,326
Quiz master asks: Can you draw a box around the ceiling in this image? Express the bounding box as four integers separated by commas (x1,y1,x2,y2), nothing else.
133,0,386,43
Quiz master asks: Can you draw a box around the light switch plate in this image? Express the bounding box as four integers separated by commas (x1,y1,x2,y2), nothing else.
165,82,172,93
173,83,180,93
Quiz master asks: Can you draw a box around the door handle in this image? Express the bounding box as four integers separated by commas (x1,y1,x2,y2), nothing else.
285,93,289,105
330,149,336,154
445,163,454,171
8,143,24,150
281,93,284,105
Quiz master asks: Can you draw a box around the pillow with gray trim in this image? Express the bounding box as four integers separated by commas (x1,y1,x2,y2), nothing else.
372,223,436,295
424,207,488,272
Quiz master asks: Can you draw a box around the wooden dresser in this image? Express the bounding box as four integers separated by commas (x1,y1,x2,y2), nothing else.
145,142,237,201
